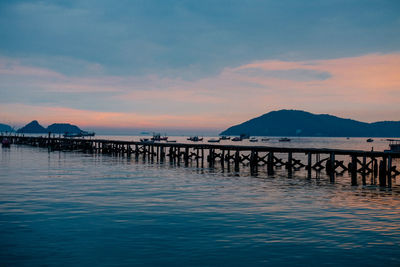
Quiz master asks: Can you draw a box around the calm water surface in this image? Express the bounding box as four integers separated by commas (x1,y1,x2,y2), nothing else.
1,138,400,266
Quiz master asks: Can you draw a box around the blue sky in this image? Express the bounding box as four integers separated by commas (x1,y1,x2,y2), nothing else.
0,0,399,132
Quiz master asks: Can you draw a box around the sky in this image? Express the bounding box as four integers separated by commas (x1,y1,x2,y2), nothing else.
0,0,399,133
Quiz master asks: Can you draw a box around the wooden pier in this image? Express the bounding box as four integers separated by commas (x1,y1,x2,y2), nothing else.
1,134,400,188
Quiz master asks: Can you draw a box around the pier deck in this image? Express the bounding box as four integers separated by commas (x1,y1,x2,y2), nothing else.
1,134,400,188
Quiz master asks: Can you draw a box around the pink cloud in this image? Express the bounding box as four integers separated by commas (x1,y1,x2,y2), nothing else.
1,53,399,128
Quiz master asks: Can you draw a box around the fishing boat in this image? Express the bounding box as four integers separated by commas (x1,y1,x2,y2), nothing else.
82,131,95,137
187,136,203,142
208,138,220,143
249,138,258,142
151,133,168,141
64,131,95,138
63,132,83,138
386,139,400,152
231,137,242,142
366,138,374,143
261,138,269,142
1,138,10,148
140,138,154,143
279,137,291,142
220,136,230,140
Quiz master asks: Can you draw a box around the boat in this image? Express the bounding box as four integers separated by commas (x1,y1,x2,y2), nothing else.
366,138,374,143
81,131,95,137
261,138,270,142
231,137,242,142
279,137,291,142
220,136,230,140
1,138,10,148
151,133,168,141
386,139,400,152
166,140,177,143
208,138,220,143
63,131,95,138
140,138,154,143
63,132,83,138
249,138,258,142
187,136,203,142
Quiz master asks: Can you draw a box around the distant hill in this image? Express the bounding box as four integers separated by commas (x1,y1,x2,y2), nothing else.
17,121,83,134
17,120,47,133
47,123,81,134
0,123,15,133
220,110,400,137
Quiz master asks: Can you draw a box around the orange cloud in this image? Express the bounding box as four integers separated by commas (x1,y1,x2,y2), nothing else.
1,53,399,128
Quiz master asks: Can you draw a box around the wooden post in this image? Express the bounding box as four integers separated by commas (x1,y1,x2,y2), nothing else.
328,152,335,183
177,148,181,166
379,158,387,187
185,147,189,167
330,152,335,172
267,152,274,175
387,155,392,188
201,148,204,168
196,148,200,167
221,149,225,169
250,150,256,175
286,152,292,169
351,155,357,186
48,132,51,148
169,146,173,162
208,148,214,167
307,152,312,178
160,146,164,163
362,155,367,185
234,150,240,172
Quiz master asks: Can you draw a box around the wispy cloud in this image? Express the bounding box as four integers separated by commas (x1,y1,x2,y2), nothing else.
1,53,400,129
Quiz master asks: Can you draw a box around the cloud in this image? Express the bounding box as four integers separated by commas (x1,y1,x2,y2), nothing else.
0,0,399,78
1,53,399,128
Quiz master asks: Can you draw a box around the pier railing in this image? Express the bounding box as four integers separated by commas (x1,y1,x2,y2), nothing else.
1,134,399,188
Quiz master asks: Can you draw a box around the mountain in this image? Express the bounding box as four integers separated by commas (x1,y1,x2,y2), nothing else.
17,120,47,133
0,123,15,132
220,110,400,137
47,123,82,134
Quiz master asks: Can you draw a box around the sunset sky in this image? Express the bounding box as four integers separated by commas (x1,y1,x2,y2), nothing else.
0,0,399,133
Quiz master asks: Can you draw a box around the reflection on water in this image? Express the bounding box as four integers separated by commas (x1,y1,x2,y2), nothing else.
1,141,400,266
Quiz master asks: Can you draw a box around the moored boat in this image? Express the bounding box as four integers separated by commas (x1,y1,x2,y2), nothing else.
64,131,95,138
386,139,400,152
366,138,374,143
231,137,242,142
249,138,258,142
188,136,203,142
279,137,291,142
208,138,220,143
140,138,154,143
151,133,168,141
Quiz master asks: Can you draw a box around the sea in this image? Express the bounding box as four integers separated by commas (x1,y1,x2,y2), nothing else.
1,136,400,266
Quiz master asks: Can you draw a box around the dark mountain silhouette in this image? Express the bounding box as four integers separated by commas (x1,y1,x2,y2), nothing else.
47,123,82,134
0,123,15,132
17,121,84,134
17,120,47,133
220,110,400,137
